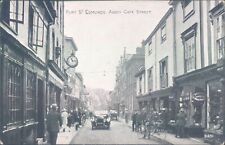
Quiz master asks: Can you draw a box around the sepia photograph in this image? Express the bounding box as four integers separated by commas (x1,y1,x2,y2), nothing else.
0,0,225,144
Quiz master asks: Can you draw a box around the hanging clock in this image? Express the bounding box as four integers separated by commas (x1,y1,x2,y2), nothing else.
65,54,78,68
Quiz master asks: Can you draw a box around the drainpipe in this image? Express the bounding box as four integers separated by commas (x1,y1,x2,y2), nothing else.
44,21,53,141
199,0,205,68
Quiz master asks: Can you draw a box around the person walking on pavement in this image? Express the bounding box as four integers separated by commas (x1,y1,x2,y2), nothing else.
132,111,137,131
46,104,62,145
61,108,69,132
175,108,186,138
143,111,153,139
67,111,73,132
72,109,79,130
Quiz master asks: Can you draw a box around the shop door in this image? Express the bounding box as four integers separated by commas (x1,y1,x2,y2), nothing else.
37,79,44,138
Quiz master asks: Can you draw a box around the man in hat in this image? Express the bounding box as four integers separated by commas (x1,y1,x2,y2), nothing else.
46,104,62,145
175,108,186,138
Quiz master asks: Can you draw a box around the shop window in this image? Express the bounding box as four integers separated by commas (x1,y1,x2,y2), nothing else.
159,57,168,88
28,4,45,51
2,0,24,33
207,80,223,131
161,23,166,43
26,71,36,121
7,61,22,124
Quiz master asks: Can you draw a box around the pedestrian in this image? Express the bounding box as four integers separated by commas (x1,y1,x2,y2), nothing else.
160,108,168,131
61,108,69,132
135,111,142,132
46,104,62,145
78,109,82,126
125,110,129,124
143,111,153,139
175,108,186,138
132,111,137,131
67,112,73,132
73,109,79,130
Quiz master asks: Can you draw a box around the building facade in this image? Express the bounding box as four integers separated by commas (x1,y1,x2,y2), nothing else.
46,0,66,113
170,0,225,141
135,0,225,143
112,47,144,117
0,0,59,144
136,8,176,121
64,36,80,112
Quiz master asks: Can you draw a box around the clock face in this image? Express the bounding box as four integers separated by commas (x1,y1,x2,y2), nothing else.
66,55,78,68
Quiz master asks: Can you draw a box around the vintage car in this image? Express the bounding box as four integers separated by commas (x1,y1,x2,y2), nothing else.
91,110,111,130
109,110,118,120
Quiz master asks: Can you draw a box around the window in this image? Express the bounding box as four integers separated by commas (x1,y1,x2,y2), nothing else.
184,36,196,72
28,4,45,51
159,57,168,88
7,61,22,124
26,71,36,121
52,31,55,60
181,23,197,72
217,37,225,59
161,24,166,43
216,14,225,59
2,0,24,32
147,67,153,92
148,41,152,55
182,0,194,21
139,76,142,94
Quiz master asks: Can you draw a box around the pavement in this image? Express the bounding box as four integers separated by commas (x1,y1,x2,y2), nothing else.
121,118,210,145
37,123,84,145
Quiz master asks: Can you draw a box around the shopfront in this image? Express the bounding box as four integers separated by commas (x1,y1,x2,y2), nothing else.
0,34,46,144
174,64,221,138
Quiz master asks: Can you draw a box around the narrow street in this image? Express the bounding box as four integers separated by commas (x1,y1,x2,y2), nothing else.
70,119,162,144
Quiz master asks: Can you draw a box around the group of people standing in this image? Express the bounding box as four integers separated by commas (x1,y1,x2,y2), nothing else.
46,104,87,145
131,107,186,139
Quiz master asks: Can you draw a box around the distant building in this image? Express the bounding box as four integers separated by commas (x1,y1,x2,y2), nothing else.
113,47,144,116
64,36,79,111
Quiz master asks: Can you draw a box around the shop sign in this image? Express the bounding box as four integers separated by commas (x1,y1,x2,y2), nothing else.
192,92,205,106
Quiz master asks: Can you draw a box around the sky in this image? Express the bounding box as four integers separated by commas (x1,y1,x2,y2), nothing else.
64,1,170,91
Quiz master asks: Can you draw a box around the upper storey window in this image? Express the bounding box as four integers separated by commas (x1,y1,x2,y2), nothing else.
182,0,195,22
161,23,166,43
2,0,24,33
